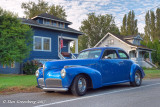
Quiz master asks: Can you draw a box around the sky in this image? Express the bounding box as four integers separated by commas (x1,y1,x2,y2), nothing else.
0,0,160,33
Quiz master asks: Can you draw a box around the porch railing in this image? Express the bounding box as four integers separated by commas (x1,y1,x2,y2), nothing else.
145,60,158,68
58,52,65,60
70,53,76,59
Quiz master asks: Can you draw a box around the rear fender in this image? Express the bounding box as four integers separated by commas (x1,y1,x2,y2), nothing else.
130,64,145,82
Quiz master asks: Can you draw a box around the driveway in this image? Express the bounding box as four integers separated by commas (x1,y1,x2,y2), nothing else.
0,79,160,107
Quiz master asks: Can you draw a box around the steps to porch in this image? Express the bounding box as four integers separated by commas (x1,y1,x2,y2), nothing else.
132,59,157,68
58,52,77,60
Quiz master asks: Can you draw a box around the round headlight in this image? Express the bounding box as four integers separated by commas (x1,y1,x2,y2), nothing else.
35,70,39,77
61,69,66,78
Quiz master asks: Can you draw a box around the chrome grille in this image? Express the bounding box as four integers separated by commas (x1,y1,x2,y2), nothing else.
45,78,62,88
38,78,44,87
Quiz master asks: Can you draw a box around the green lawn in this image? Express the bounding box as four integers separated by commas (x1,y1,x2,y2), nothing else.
0,74,37,91
144,69,160,79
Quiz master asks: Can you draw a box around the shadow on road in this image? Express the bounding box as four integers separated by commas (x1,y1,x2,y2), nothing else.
41,83,132,97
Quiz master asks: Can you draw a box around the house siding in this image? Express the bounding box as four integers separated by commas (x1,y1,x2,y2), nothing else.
97,34,135,54
0,62,21,74
25,26,78,61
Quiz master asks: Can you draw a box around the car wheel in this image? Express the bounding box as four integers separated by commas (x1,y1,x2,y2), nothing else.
130,70,142,87
71,75,87,96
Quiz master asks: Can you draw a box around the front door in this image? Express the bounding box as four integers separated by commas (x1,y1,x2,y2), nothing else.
100,49,122,83
117,50,133,81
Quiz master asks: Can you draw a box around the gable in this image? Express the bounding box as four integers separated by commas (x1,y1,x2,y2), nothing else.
95,33,136,47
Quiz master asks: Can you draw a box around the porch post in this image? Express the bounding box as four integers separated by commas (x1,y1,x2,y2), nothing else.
75,39,78,54
136,50,139,61
68,41,70,53
149,52,152,62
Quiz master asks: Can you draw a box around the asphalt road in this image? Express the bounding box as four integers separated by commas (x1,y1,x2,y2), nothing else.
0,79,160,107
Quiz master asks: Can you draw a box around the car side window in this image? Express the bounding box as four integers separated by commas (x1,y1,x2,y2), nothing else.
102,50,118,59
118,50,129,59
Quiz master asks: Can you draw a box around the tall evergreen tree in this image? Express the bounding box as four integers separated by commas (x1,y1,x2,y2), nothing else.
144,9,160,42
120,14,127,36
144,11,151,42
120,10,138,36
21,0,67,19
150,11,156,41
127,11,132,35
156,8,160,40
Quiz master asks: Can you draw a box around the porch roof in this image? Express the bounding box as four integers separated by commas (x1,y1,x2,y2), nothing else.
137,46,153,51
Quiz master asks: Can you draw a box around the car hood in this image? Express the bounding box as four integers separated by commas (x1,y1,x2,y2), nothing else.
44,59,98,70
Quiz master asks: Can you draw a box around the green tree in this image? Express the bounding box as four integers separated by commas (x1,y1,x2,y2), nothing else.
79,13,119,51
144,9,160,42
120,10,138,36
21,0,67,19
48,5,67,20
144,11,151,42
120,14,127,36
156,8,160,40
0,8,33,65
150,11,156,40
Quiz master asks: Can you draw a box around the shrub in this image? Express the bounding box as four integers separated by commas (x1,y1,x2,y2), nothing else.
23,60,43,75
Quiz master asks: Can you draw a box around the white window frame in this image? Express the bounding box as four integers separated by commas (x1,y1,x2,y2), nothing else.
33,36,51,52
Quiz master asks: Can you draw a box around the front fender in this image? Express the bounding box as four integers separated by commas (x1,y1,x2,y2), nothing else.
65,66,102,89
130,64,145,82
36,68,43,86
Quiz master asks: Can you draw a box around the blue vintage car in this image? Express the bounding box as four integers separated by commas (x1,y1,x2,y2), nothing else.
35,47,145,96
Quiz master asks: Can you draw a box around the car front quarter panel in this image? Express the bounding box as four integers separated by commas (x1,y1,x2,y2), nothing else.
130,64,145,82
65,66,103,89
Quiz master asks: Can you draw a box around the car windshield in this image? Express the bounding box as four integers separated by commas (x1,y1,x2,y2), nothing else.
77,49,102,59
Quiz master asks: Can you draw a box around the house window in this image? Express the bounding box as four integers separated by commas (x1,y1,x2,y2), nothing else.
53,21,57,26
35,37,42,50
34,36,51,51
63,23,65,28
43,38,50,50
57,22,59,27
11,62,15,68
108,39,114,45
59,22,63,28
44,19,50,25
2,64,6,68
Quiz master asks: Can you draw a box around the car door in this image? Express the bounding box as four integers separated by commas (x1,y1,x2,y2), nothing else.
117,50,133,81
100,49,122,84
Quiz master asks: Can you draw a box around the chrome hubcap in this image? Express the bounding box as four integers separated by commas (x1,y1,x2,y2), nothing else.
78,77,86,92
135,73,141,85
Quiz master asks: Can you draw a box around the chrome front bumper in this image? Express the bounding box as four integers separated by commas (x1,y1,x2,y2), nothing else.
42,88,68,92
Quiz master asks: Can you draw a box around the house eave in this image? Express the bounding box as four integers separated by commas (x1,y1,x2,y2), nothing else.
136,47,154,51
31,16,72,25
22,22,83,35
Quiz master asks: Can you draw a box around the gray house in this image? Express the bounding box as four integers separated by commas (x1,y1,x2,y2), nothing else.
95,32,157,68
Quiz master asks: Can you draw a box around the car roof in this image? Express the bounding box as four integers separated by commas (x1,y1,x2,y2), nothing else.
81,47,123,52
